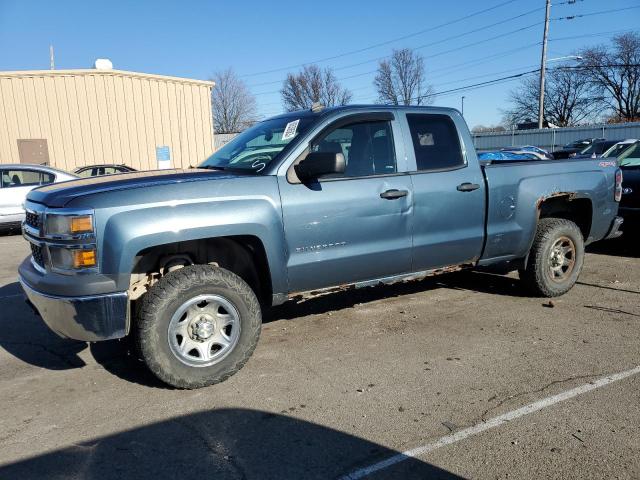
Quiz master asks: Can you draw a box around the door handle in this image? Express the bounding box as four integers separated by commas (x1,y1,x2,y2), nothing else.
380,189,408,199
456,182,480,192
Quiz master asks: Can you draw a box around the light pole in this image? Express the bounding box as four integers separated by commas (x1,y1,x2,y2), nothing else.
461,96,465,116
537,0,552,129
538,52,583,129
547,55,583,63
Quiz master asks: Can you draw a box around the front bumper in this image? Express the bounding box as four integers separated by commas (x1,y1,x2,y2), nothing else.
604,216,624,239
19,276,129,342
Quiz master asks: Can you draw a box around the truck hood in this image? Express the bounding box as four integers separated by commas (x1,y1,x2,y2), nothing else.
27,168,242,208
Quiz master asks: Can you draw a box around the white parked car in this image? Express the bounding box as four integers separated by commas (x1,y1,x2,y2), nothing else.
0,164,77,231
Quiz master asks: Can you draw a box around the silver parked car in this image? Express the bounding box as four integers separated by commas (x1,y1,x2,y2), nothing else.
0,164,77,230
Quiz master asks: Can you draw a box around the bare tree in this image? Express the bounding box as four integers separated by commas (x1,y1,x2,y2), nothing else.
374,48,435,105
502,65,601,127
281,65,352,111
211,68,257,134
580,32,640,122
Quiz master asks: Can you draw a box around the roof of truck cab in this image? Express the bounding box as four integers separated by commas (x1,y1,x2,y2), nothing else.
269,104,460,121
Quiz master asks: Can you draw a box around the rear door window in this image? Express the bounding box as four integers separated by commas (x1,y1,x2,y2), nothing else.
407,114,465,171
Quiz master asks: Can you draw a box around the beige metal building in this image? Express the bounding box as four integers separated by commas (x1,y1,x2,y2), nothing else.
0,68,214,171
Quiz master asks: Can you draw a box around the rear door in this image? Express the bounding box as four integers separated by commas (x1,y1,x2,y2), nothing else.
278,112,413,292
401,112,486,270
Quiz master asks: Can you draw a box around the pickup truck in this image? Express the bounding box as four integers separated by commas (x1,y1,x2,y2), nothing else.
19,105,624,389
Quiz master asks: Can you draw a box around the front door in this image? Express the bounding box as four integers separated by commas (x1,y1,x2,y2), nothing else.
278,116,413,293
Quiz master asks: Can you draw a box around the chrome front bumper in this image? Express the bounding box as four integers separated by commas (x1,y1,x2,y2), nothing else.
20,277,129,342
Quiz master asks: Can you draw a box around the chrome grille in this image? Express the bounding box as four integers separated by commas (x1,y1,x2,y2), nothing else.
25,211,41,229
30,243,45,269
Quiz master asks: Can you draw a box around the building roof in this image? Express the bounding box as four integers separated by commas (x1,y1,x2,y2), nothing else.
0,68,214,87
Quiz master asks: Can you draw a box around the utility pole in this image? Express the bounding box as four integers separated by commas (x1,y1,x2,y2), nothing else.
537,0,551,129
49,45,55,70
461,96,465,116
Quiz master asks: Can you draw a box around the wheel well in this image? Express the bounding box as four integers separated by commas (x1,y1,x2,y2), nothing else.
538,195,592,240
129,236,272,305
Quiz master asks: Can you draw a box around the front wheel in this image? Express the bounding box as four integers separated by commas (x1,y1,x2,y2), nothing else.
519,218,585,297
135,265,261,389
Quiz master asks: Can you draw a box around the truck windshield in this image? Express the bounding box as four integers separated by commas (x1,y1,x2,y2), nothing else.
619,143,640,167
602,142,634,159
200,116,313,173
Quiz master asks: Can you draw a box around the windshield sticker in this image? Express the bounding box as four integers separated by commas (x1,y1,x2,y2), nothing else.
282,119,300,141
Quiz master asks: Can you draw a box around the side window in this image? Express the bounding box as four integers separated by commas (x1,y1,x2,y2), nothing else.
40,172,55,184
77,168,93,178
311,120,396,178
0,169,53,188
407,114,464,171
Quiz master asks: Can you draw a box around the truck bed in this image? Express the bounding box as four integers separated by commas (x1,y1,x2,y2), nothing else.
480,158,618,264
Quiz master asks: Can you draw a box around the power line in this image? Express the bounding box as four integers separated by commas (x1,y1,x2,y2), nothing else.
332,12,542,72
347,64,542,103
257,63,640,114
549,28,637,42
553,5,640,20
247,7,543,88
240,0,524,78
251,21,543,96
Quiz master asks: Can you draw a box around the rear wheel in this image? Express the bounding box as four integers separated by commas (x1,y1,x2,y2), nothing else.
135,265,261,389
519,218,584,297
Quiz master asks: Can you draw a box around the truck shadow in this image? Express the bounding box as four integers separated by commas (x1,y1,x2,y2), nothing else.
0,408,464,480
0,281,87,370
0,270,530,388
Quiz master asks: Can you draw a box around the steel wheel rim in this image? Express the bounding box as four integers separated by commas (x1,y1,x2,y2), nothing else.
168,294,241,367
548,236,576,283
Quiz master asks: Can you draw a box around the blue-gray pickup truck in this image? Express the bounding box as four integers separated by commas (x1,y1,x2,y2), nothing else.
19,105,624,388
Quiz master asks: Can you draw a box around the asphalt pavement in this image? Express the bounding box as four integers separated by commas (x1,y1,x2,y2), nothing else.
0,230,638,479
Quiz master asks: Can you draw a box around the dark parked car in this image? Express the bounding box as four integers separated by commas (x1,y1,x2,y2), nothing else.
73,164,136,177
572,140,619,159
553,138,604,159
601,140,640,161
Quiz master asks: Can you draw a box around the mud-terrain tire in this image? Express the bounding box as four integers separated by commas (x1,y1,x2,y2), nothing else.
519,218,585,297
135,265,261,389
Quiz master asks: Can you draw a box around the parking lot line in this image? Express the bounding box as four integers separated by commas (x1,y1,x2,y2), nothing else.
342,365,640,480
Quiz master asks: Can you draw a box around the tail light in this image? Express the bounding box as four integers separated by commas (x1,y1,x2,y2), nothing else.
615,169,623,202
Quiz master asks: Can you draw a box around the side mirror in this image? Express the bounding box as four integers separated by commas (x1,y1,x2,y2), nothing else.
295,151,345,182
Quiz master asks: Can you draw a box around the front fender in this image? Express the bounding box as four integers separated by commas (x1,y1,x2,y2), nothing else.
96,195,288,295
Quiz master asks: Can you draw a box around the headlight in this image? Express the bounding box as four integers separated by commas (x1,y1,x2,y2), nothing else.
45,213,94,237
49,246,97,270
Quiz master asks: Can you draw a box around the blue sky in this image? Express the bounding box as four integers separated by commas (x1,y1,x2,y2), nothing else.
0,0,638,128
